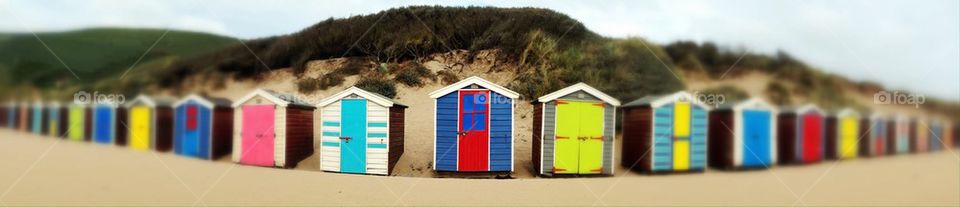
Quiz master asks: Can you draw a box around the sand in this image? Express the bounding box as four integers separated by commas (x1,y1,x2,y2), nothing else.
0,129,957,206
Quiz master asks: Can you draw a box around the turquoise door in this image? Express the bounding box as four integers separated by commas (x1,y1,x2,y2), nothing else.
341,99,367,174
742,110,771,167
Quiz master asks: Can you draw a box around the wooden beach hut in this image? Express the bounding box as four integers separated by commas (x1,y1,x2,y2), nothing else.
173,94,234,159
0,102,7,128
859,113,888,157
708,98,778,169
886,115,911,154
531,83,620,176
942,121,954,149
91,102,124,144
67,103,91,141
929,118,946,152
913,117,930,153
825,108,860,160
125,95,175,151
46,102,67,137
18,101,29,132
5,101,19,129
430,76,519,173
621,91,709,173
318,87,407,175
776,104,825,164
232,89,315,168
30,101,46,135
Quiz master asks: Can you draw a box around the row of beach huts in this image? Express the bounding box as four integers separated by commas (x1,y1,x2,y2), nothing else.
1,76,956,176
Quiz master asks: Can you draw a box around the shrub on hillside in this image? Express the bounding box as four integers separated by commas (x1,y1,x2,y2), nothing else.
356,78,397,98
392,63,433,87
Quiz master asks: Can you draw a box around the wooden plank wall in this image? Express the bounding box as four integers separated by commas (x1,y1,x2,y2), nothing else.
388,106,405,175
284,106,315,168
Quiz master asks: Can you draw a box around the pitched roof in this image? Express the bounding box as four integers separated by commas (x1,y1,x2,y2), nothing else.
317,86,406,108
536,82,621,106
173,94,232,108
428,76,519,99
231,89,313,108
622,91,712,109
124,94,175,108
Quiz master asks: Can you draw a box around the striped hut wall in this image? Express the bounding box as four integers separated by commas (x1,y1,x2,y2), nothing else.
434,92,458,171
541,101,556,175
320,100,342,172
366,101,390,175
489,91,513,171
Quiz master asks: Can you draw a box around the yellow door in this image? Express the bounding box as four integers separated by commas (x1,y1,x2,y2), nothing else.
129,107,151,150
839,116,859,159
673,102,691,171
68,107,84,141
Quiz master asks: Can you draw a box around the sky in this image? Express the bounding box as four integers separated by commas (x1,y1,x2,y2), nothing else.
1,0,957,100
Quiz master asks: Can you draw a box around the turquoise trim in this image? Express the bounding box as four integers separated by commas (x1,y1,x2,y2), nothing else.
368,122,387,127
321,142,340,147
368,143,387,148
322,121,340,127
322,131,340,137
369,132,387,138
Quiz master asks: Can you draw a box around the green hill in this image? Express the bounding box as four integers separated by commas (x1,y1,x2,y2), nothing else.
0,28,236,97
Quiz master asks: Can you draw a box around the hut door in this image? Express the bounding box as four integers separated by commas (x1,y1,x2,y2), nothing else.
240,105,275,166
93,107,113,143
873,121,886,155
182,105,202,157
458,90,489,171
742,110,771,167
801,114,822,162
340,99,368,174
130,107,152,150
31,107,42,134
554,101,604,174
48,108,59,136
672,102,691,171
68,107,85,140
839,117,859,158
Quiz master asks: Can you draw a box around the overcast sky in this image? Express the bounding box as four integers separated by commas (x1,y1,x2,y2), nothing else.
1,0,957,100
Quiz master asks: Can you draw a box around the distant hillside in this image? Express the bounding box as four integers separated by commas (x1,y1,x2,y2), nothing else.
0,28,235,97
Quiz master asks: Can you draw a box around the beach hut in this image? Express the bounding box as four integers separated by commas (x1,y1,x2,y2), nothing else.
886,115,911,154
859,113,888,157
929,118,946,152
0,102,9,128
776,104,825,164
708,98,777,169
942,121,955,149
125,95,175,151
17,101,30,132
430,76,519,172
46,102,67,137
621,91,709,173
6,101,19,129
30,101,46,135
91,102,124,144
825,108,860,160
232,89,315,168
531,83,620,176
172,94,234,159
66,103,90,141
317,87,407,175
913,117,930,153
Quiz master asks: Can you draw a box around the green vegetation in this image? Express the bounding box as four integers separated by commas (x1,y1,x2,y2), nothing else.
0,28,236,99
355,77,397,98
700,85,750,103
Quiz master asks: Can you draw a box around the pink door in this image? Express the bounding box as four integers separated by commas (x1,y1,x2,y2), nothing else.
240,105,275,166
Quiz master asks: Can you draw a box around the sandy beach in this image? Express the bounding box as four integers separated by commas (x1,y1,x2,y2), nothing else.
0,129,957,206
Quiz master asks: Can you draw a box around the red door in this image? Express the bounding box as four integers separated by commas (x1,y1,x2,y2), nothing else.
240,105,275,166
801,113,822,162
458,90,489,171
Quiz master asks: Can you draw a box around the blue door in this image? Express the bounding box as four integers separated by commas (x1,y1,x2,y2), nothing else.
93,106,113,144
341,99,367,173
742,110,771,167
32,107,43,134
182,105,203,158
